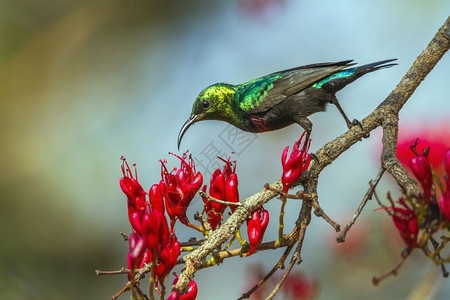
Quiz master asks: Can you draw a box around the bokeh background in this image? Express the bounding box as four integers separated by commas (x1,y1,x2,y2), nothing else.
1,0,449,299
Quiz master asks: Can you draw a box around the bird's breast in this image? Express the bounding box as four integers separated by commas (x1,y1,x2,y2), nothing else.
248,111,293,133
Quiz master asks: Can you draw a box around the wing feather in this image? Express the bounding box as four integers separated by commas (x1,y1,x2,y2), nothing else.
238,60,354,114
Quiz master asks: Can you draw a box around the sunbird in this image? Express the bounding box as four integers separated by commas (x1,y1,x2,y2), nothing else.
178,59,397,149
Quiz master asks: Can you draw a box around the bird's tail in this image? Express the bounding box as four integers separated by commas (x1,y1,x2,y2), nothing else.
319,59,397,92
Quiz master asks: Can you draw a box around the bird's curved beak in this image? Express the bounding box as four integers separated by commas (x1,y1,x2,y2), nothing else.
177,114,199,150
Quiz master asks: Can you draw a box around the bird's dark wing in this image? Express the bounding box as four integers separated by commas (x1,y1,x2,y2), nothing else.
237,60,355,114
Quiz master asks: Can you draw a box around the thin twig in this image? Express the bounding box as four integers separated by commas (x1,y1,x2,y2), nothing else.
337,168,385,242
373,188,386,211
373,247,412,286
112,283,130,300
180,238,206,247
265,196,313,299
278,196,287,242
199,226,301,269
238,244,295,300
96,267,130,276
311,195,340,232
265,252,298,300
120,232,129,241
429,237,449,277
264,183,308,200
199,190,242,206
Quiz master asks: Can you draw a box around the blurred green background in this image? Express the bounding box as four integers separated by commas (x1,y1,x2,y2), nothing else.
1,0,449,299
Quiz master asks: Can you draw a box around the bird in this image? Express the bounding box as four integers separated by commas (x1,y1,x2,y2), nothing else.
177,59,397,149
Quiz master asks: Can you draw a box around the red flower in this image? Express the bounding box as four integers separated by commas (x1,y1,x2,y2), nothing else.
246,207,269,255
127,233,147,280
382,199,419,248
166,290,179,300
149,184,165,214
127,233,147,269
202,185,222,230
155,234,181,283
167,276,198,300
160,153,203,227
141,209,169,254
439,149,450,222
201,156,240,229
410,155,433,202
281,132,311,193
120,158,147,232
179,280,198,300
283,271,318,300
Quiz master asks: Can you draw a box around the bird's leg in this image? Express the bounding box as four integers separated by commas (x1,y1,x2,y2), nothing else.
330,96,355,129
330,96,369,138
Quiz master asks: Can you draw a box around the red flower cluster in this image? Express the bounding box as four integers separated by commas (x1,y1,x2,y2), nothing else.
382,198,419,248
160,153,203,227
120,158,181,288
281,132,311,193
167,275,198,300
246,206,269,255
440,149,450,222
383,143,450,248
397,122,450,172
201,156,239,230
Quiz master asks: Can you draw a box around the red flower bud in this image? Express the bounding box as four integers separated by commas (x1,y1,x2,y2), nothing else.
149,184,165,213
167,290,179,300
225,173,239,213
202,185,221,230
281,133,311,193
246,207,269,255
127,233,147,280
381,199,418,248
180,280,198,300
209,171,226,212
141,209,169,254
127,233,147,269
120,158,147,221
169,275,198,300
156,235,181,282
410,155,433,202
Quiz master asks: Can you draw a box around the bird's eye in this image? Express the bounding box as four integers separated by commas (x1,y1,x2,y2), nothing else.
202,100,210,110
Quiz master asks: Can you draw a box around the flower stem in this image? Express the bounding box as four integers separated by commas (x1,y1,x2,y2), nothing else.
236,229,246,246
160,282,166,300
278,196,287,243
224,233,236,251
186,222,205,234
149,257,156,300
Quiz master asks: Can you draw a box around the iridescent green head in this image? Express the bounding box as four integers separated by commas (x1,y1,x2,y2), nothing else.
178,83,236,149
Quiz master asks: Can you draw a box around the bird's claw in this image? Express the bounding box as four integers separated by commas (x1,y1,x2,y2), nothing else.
349,119,370,139
310,153,319,162
350,119,363,130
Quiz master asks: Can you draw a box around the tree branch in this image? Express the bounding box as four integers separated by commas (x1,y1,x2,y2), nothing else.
172,16,450,295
